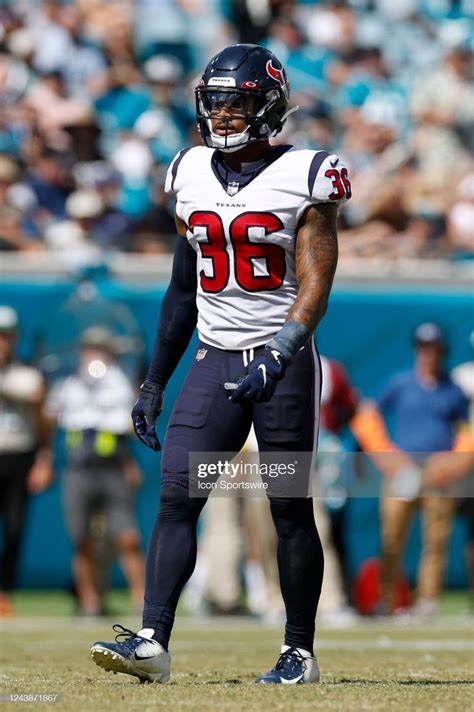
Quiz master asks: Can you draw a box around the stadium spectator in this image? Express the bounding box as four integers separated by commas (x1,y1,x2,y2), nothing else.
71,161,133,248
0,28,35,111
49,187,132,252
45,326,145,616
355,323,470,617
0,306,52,616
25,149,74,221
0,0,472,260
27,0,73,76
130,205,176,254
24,70,91,137
139,54,193,164
94,64,151,137
265,14,333,95
0,205,30,252
447,174,474,256
52,4,107,101
410,46,474,146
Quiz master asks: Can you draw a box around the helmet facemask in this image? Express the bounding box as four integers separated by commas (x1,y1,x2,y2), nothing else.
195,86,287,153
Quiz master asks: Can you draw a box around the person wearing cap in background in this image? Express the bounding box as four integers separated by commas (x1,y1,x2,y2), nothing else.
352,322,470,617
140,54,193,156
0,306,52,616
42,189,102,255
45,327,145,616
73,162,132,250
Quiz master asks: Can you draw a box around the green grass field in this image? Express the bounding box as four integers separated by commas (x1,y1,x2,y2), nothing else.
1,592,473,712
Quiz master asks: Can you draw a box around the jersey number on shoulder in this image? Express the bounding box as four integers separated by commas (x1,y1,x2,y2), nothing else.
188,211,286,293
325,167,351,201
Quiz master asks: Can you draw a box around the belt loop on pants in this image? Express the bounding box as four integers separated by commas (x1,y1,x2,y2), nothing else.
242,348,255,367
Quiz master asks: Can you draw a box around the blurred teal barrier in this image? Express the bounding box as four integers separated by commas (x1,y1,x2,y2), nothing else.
0,277,472,590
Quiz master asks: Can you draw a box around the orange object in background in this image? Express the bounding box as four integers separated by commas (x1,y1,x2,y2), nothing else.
453,427,474,453
350,406,414,477
0,593,15,618
353,557,411,615
350,407,399,453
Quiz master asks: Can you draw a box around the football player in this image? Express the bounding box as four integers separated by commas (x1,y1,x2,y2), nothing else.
90,44,351,684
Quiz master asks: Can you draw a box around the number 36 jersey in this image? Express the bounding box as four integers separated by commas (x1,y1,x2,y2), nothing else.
165,144,351,351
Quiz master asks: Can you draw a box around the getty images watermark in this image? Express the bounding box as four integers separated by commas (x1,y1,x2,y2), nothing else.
189,451,313,498
188,451,474,499
196,458,298,491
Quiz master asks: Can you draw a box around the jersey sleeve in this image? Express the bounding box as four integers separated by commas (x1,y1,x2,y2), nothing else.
308,151,351,206
164,148,192,195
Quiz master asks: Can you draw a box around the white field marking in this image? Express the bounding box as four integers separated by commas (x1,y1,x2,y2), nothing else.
318,640,474,651
175,614,474,631
171,640,474,652
8,638,473,653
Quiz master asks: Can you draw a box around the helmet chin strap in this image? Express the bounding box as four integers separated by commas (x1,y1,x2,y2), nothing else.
204,105,298,152
206,121,252,153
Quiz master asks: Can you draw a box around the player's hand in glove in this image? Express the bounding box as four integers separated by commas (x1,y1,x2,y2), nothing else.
230,348,287,404
131,381,164,451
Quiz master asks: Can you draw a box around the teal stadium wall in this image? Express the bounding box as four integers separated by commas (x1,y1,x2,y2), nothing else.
0,278,472,590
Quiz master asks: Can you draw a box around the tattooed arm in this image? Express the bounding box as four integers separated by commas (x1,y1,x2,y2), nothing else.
288,203,339,332
265,203,339,361
230,203,338,404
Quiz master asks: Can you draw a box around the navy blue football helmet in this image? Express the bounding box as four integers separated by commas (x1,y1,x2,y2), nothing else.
195,44,292,153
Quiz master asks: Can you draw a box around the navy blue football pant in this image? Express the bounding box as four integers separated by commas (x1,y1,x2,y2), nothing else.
143,341,324,654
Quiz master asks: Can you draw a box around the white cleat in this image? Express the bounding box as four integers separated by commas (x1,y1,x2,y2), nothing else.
90,625,171,683
256,645,320,684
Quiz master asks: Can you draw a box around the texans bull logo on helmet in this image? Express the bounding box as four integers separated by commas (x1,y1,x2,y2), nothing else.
266,60,289,99
195,44,293,153
266,61,283,86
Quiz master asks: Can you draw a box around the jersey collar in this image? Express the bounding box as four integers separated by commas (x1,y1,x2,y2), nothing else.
210,145,292,197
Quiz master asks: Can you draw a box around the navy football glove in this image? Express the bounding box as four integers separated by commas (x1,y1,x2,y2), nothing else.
131,381,163,451
230,348,287,404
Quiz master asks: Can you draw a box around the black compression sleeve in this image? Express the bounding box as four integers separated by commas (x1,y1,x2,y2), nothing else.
145,237,198,387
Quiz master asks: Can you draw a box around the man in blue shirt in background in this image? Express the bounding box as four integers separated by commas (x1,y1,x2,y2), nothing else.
377,322,469,617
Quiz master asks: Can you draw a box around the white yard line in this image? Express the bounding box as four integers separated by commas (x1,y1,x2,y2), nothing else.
3,638,473,653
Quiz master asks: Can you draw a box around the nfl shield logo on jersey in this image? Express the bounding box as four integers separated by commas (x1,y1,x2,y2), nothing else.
196,348,208,361
226,181,240,196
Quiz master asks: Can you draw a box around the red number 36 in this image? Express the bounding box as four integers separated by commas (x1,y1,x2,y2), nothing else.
325,167,352,201
188,211,286,293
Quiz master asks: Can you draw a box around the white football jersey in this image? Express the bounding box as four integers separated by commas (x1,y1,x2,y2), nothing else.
165,145,350,350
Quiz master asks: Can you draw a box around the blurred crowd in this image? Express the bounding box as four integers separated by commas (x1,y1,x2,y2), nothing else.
0,0,473,261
